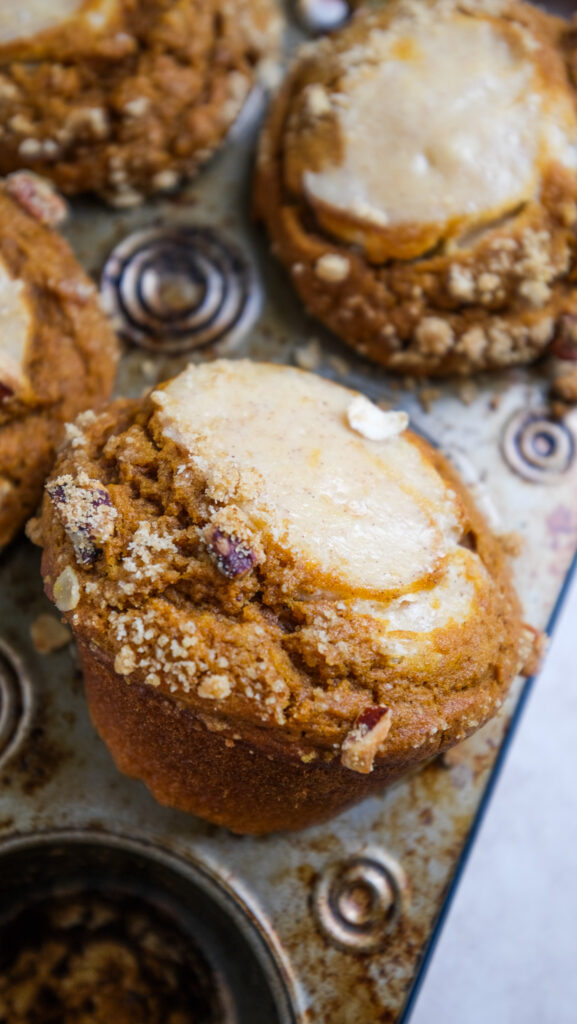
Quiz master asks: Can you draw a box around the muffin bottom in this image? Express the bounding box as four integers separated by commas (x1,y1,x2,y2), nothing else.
81,643,503,834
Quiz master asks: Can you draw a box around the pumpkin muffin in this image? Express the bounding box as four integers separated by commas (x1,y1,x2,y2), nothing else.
38,360,535,833
256,0,577,375
0,0,281,206
0,172,117,549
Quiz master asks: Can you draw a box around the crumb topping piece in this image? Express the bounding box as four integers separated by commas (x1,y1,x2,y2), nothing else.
153,361,463,593
30,613,71,654
315,253,351,283
346,395,408,441
198,673,232,700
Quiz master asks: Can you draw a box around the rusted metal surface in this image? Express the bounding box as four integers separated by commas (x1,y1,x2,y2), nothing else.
1,2,577,1021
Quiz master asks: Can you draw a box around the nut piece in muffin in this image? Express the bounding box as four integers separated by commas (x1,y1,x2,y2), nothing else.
0,172,117,548
256,0,577,375
0,0,281,206
39,359,534,833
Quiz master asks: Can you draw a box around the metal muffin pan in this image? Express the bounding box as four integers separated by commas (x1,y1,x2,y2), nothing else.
1,2,577,1021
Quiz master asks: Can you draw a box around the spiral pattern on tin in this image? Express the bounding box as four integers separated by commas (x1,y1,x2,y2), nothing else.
502,410,575,484
101,226,260,355
0,639,31,767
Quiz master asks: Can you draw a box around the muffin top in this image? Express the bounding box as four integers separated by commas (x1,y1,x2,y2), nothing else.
40,360,523,773
256,0,577,374
0,0,281,204
290,0,577,262
0,172,115,421
0,173,117,547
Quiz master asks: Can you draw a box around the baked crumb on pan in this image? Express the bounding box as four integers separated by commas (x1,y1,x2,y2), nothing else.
38,359,538,833
0,172,117,548
0,0,282,205
255,0,577,375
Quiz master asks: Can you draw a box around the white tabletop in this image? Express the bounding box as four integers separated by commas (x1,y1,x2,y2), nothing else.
409,570,577,1024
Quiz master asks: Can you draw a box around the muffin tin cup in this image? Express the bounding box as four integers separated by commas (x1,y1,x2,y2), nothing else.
0,831,296,1024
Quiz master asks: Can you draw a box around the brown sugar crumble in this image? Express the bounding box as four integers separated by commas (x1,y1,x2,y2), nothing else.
499,531,525,559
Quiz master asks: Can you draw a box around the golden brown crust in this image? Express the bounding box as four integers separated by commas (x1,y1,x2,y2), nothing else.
0,182,117,548
255,0,577,375
37,367,524,832
0,0,281,206
80,645,436,834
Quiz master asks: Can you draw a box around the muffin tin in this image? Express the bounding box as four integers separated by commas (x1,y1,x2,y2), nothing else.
1,2,577,1021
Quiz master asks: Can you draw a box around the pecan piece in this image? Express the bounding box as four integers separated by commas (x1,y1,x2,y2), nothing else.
46,473,117,565
551,367,577,405
551,315,577,361
341,705,392,774
53,566,80,612
517,623,548,678
0,382,14,403
5,172,68,228
204,527,256,579
347,395,408,441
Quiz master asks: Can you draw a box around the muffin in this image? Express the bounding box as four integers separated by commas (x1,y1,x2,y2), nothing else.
0,0,281,206
38,359,534,834
0,171,117,549
256,0,577,375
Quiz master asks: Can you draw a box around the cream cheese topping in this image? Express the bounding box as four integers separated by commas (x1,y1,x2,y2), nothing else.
0,0,115,44
351,551,489,666
354,548,481,634
153,361,464,593
0,257,32,395
303,11,577,235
